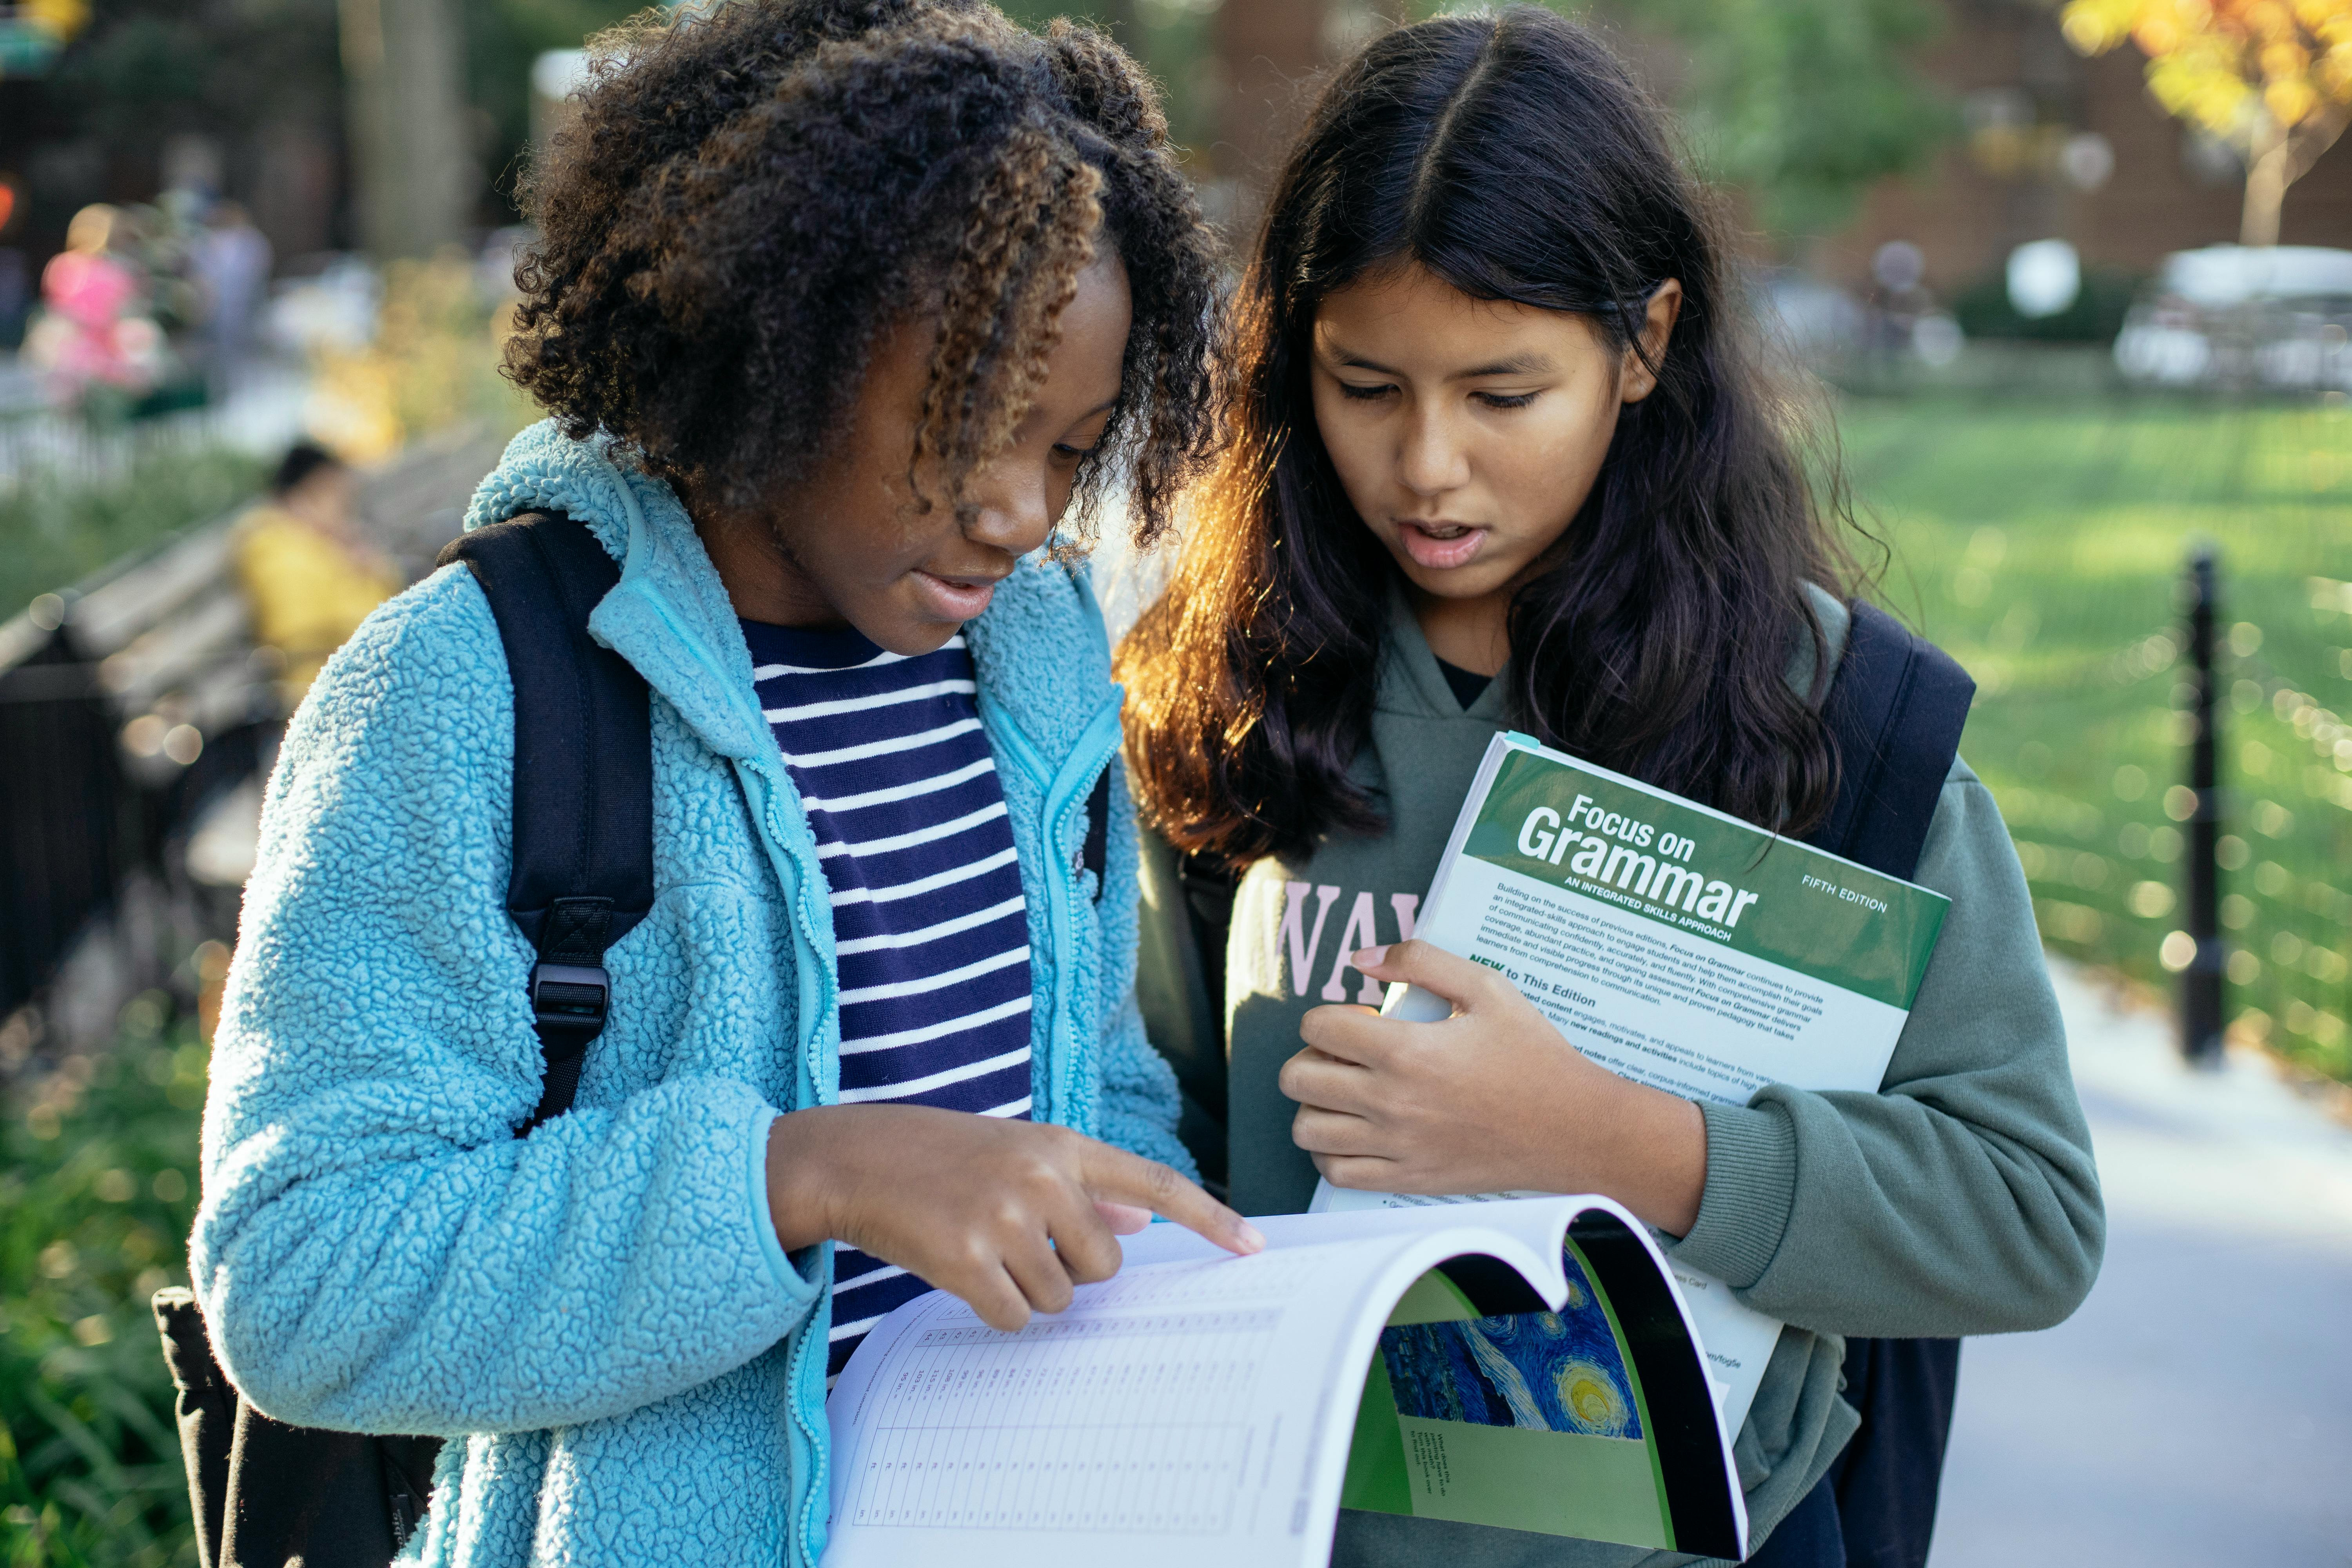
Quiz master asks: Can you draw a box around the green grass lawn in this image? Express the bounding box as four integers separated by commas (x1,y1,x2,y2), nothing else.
1837,390,2352,1080
0,441,268,622
2,994,207,1568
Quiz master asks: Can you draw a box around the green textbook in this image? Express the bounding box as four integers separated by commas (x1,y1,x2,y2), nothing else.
1316,730,1950,1459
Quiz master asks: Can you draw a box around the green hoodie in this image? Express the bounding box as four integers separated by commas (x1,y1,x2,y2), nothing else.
1134,583,2103,1566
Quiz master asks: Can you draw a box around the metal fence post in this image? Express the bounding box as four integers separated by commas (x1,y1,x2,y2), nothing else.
2183,546,2225,1066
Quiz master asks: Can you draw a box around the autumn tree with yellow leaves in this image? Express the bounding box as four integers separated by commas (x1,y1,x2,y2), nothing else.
2062,0,2352,246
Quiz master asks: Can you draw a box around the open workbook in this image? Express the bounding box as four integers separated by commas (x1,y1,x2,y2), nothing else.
824,1198,1746,1566
1315,731,1950,1435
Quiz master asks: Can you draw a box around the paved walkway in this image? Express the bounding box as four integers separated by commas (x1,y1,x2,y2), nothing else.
1930,961,2352,1568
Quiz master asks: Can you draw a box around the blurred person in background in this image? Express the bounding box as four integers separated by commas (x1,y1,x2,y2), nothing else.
191,200,273,391
24,203,166,415
235,440,402,702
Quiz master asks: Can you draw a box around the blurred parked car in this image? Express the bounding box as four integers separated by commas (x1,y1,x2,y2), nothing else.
2114,246,2352,392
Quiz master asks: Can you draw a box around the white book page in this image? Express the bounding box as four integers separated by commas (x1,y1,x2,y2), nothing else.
1120,1199,1579,1272
823,1215,1568,1568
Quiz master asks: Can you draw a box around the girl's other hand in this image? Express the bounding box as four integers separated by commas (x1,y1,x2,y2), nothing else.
1282,940,1707,1235
763,1108,1262,1332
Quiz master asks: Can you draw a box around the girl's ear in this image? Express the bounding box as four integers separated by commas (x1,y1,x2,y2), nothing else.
1619,279,1684,404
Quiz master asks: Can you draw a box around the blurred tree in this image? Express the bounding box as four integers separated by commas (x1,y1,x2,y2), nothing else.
1004,0,1339,243
4,0,346,260
999,0,1955,249
1630,0,1956,242
27,2,343,177
1,0,649,266
1209,0,1328,240
2060,0,2352,247
993,0,1223,161
339,0,475,259
0,0,91,73
467,0,643,219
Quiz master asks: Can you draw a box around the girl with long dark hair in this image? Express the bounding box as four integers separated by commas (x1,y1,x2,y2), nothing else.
1120,9,2102,1563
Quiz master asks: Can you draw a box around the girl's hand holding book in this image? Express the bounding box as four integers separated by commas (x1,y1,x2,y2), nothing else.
1283,942,1709,1236
762,1107,1263,1331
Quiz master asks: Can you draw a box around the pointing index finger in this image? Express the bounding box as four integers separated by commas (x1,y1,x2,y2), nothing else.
1080,1144,1265,1256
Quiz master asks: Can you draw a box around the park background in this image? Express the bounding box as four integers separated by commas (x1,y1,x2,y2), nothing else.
2,0,2349,1564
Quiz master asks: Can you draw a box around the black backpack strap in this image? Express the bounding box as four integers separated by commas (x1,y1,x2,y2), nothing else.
153,1288,231,1568
1806,601,1976,882
1081,768,1111,897
158,1258,447,1564
437,512,655,1132
1801,601,1974,1568
1830,1335,1961,1568
145,514,649,1568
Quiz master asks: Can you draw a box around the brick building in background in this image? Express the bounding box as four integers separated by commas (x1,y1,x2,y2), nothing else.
1824,0,2352,297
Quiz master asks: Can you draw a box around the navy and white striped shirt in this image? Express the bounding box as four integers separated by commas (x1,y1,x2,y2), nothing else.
742,621,1034,1376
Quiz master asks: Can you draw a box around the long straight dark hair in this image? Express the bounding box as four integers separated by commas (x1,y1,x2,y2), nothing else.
1120,5,1864,868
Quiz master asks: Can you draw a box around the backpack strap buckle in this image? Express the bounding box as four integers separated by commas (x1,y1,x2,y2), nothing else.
521,960,609,1134
445,514,654,1136
530,962,611,1034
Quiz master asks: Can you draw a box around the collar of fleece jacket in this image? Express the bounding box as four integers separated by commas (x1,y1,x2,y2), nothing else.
459,419,1114,789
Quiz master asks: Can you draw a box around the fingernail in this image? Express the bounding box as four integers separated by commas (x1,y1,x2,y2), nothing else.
1353,946,1387,968
1236,1221,1266,1252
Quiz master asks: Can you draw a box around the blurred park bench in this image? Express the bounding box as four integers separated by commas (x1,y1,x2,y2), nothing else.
0,425,506,1064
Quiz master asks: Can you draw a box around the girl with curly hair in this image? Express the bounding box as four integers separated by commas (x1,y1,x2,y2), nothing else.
190,4,1256,1562
1122,9,2101,1565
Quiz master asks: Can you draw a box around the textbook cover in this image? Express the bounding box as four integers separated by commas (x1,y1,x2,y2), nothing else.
1314,731,1951,1435
824,1198,1748,1566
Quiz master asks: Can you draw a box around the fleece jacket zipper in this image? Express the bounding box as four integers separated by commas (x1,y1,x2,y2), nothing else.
599,484,845,1568
978,688,1123,1134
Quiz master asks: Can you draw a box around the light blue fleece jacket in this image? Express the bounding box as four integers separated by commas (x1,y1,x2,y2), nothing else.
189,420,1191,1566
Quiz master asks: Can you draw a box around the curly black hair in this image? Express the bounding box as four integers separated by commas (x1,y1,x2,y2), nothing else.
506,0,1223,546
